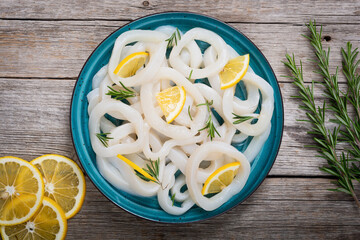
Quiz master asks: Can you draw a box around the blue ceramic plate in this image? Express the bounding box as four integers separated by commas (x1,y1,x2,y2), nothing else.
71,12,283,223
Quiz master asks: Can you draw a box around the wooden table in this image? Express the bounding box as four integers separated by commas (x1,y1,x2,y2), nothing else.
1,0,360,239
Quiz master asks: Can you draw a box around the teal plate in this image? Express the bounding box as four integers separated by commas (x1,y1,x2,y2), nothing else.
71,12,284,223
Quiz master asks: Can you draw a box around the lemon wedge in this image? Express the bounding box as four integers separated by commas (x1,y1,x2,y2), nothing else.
113,51,149,77
1,197,67,240
219,54,250,89
117,154,156,182
0,156,44,226
201,162,241,195
31,154,86,219
156,86,186,123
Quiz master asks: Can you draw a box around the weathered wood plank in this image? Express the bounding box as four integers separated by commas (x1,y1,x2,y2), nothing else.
0,20,359,80
0,0,359,25
0,78,354,176
1,1,359,239
64,177,360,240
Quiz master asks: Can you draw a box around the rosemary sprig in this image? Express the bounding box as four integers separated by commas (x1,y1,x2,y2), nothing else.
197,100,221,140
134,158,161,185
165,28,181,49
96,133,113,148
106,81,137,101
305,20,360,188
188,105,193,121
232,113,254,124
283,20,360,208
171,193,176,206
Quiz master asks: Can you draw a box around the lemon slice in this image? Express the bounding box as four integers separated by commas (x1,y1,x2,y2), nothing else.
155,86,186,123
31,154,86,219
113,51,149,77
117,154,156,182
1,197,67,240
0,156,44,226
201,162,241,195
219,54,250,89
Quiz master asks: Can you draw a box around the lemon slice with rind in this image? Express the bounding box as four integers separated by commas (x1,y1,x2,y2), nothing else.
156,86,186,123
113,52,149,78
1,196,67,240
219,54,250,89
0,156,44,226
201,162,241,195
31,154,86,219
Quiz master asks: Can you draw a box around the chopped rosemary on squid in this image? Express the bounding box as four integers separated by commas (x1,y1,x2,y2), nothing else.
165,28,181,49
96,133,113,148
232,113,254,124
187,69,193,81
134,158,161,185
188,105,193,121
171,193,176,206
106,81,137,101
197,100,221,140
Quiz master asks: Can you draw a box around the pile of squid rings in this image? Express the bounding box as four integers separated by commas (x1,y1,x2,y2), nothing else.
87,26,274,215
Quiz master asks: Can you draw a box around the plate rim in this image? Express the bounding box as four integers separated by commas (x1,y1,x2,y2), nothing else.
70,11,284,223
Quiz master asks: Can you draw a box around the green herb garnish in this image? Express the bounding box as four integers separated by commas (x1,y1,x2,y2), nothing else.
96,133,113,148
187,69,193,81
188,105,193,121
165,28,181,49
106,81,137,101
171,193,176,206
283,20,360,208
134,158,161,185
232,113,254,124
197,100,221,140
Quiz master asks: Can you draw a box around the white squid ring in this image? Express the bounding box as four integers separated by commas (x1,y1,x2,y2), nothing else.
108,30,167,87
89,99,145,157
169,28,229,79
186,141,250,211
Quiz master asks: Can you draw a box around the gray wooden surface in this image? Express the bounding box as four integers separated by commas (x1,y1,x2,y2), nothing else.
1,0,360,239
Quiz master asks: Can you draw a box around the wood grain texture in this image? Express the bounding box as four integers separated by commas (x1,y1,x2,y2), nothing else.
0,20,359,80
0,78,347,176
1,1,360,238
64,177,360,240
1,0,360,25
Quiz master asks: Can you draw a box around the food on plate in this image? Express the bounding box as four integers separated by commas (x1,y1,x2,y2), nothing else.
87,26,274,215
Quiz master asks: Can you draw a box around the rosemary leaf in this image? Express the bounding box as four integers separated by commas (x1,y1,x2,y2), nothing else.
165,28,181,49
106,81,137,101
176,28,181,41
96,133,113,148
171,193,176,206
232,113,254,124
134,158,161,185
188,105,193,121
187,69,193,81
196,100,221,140
135,170,151,182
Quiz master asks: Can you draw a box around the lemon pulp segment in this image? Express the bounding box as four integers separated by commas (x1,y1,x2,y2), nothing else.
219,54,250,89
31,154,86,219
0,156,44,226
201,162,241,195
156,86,186,123
113,52,149,78
1,197,67,240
